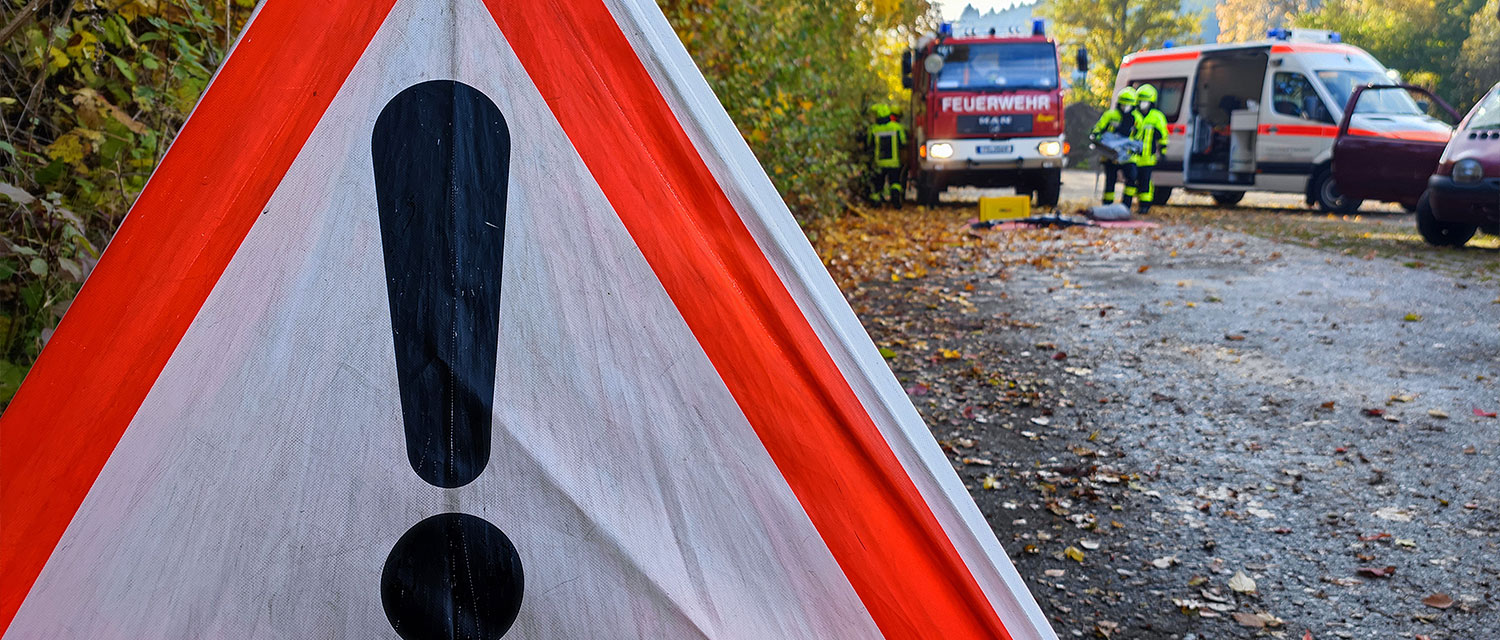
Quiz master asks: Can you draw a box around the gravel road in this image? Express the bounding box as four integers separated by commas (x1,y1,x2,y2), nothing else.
851,215,1499,638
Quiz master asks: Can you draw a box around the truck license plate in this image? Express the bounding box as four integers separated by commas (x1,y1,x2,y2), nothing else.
977,144,1013,155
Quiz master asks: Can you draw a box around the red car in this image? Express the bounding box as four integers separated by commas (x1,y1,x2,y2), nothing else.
1331,84,1457,213
1421,82,1500,246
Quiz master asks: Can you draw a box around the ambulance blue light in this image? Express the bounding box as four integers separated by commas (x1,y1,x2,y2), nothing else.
1267,28,1290,40
1032,19,1045,36
1329,32,1342,43
1163,40,1175,48
939,22,953,38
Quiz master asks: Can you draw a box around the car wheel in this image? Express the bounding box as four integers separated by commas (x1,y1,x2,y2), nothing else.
1415,191,1477,247
1312,169,1362,214
1211,191,1245,207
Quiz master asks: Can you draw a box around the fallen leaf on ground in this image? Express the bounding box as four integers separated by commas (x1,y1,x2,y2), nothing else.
1356,565,1396,578
1151,555,1178,569
1362,408,1385,417
1427,408,1449,419
1403,313,1423,322
1233,612,1283,628
1064,546,1085,562
1373,506,1413,522
1421,593,1454,609
1225,334,1245,341
1094,620,1118,638
1228,571,1257,593
1137,265,1149,273
1080,539,1100,550
1475,408,1498,418
1230,614,1266,629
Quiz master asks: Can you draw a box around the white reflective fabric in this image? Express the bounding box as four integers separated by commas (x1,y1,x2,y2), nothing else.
6,0,881,637
607,1,1058,637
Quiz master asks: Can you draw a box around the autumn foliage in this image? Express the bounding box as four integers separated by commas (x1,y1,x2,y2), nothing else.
658,0,931,216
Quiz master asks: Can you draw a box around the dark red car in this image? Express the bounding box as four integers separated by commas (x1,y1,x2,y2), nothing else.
1331,84,1457,213
1421,82,1500,246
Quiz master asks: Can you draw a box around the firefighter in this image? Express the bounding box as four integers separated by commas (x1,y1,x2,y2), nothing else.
866,103,908,207
1090,87,1140,207
1131,83,1170,214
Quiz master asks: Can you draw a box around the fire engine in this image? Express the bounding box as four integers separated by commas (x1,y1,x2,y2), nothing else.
902,20,1072,207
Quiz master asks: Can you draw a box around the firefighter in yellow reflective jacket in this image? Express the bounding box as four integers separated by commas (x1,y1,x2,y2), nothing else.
867,103,908,207
1090,87,1141,206
1131,83,1170,214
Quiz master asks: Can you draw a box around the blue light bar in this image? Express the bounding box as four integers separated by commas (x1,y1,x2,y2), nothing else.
1267,28,1290,40
1329,32,1342,43
1163,40,1175,48
939,22,953,38
1031,19,1045,36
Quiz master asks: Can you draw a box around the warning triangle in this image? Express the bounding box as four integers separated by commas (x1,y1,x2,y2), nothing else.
0,0,1057,638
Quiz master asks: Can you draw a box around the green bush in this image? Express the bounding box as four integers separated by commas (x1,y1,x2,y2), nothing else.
659,0,930,217
1,0,253,406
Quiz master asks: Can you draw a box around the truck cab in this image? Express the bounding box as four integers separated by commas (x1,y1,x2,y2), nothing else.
903,21,1068,207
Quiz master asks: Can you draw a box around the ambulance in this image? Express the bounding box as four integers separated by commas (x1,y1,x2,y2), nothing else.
1114,29,1449,210
902,21,1072,207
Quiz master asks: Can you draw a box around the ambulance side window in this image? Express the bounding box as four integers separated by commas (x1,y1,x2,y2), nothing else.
1271,73,1334,124
1128,78,1187,121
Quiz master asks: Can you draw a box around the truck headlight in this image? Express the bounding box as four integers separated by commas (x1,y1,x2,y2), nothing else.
928,142,954,159
1453,158,1484,184
1037,140,1064,157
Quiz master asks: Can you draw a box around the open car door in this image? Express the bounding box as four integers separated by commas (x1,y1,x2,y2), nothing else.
1333,84,1459,209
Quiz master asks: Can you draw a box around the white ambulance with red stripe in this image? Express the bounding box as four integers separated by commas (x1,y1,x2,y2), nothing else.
902,21,1069,207
1115,29,1451,210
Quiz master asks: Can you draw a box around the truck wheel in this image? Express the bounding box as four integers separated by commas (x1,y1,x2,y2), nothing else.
1034,169,1062,209
1415,192,1476,247
1211,191,1245,207
1155,186,1174,205
916,179,941,207
1312,168,1362,214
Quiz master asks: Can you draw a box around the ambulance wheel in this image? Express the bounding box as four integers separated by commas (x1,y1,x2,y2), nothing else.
1034,169,1061,209
1312,169,1362,214
1415,192,1476,247
1211,191,1245,207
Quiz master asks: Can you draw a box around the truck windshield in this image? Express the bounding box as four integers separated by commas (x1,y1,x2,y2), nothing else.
1467,86,1500,130
1317,70,1422,115
934,43,1058,92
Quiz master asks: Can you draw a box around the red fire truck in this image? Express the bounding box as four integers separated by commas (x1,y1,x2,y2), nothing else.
902,21,1074,207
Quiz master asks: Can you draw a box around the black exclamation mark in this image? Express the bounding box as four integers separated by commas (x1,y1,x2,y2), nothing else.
373,80,523,640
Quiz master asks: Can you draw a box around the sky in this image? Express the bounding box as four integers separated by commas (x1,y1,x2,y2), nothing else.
936,0,1029,20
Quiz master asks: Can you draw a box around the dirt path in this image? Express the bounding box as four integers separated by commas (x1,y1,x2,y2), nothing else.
846,212,1500,639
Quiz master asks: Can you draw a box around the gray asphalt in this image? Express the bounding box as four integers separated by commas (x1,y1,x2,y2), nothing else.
855,217,1500,638
993,224,1498,638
